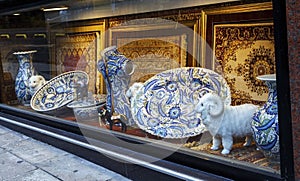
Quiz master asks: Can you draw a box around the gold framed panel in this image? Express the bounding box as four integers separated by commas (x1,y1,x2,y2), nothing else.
55,32,99,93
107,18,201,84
201,2,275,105
51,23,106,94
213,23,275,105
200,2,273,69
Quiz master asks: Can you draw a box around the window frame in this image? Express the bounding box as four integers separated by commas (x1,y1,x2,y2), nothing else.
0,0,294,180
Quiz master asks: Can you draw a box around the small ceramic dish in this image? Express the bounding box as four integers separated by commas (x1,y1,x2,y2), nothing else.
67,100,106,122
30,71,89,112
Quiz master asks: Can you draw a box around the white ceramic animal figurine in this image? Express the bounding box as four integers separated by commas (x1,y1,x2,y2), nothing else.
126,82,144,101
27,75,46,96
195,92,259,154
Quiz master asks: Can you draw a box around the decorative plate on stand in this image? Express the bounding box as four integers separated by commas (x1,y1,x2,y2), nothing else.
130,67,231,138
31,71,89,112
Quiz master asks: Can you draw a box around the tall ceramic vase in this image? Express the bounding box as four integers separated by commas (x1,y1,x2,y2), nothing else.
252,74,279,162
14,50,37,105
97,46,135,126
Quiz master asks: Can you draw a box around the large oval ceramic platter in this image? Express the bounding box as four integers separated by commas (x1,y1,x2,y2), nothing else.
130,67,231,138
31,71,89,112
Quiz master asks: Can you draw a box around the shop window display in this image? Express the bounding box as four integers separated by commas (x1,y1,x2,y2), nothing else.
0,0,288,180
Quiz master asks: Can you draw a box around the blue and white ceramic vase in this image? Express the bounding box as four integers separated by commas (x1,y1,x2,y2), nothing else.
252,74,279,162
97,46,135,126
14,50,37,105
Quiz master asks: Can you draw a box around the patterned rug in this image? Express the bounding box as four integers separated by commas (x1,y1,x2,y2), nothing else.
55,33,98,93
117,35,187,84
213,23,275,105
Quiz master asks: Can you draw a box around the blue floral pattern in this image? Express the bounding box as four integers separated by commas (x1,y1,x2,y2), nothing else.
252,75,279,156
30,71,89,112
67,100,105,122
14,50,37,105
98,46,135,126
130,67,231,138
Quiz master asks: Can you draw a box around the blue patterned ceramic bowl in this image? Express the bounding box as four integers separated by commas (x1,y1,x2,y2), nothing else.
30,71,89,112
67,100,106,122
130,67,231,138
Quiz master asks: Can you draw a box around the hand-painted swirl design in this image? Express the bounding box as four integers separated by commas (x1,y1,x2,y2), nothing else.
30,71,89,112
98,46,135,126
252,75,279,157
14,50,37,105
131,67,231,138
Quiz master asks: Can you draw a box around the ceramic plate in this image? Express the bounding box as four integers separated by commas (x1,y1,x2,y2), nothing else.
31,71,89,112
131,67,231,138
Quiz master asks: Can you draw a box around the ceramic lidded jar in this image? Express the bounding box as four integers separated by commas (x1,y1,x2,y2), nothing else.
14,50,37,105
97,46,135,126
251,74,279,162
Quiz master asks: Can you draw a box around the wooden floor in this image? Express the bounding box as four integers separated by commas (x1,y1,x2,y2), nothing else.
183,140,280,173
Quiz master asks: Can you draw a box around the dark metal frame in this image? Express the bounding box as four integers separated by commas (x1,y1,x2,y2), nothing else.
272,0,295,180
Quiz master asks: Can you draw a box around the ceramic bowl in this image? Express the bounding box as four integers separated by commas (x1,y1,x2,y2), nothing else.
67,94,106,122
30,71,89,112
67,101,105,122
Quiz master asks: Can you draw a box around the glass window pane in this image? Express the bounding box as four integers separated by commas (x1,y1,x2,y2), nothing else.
0,0,283,179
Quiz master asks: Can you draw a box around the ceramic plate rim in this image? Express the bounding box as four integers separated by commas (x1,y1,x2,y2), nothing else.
67,100,106,109
30,70,89,112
